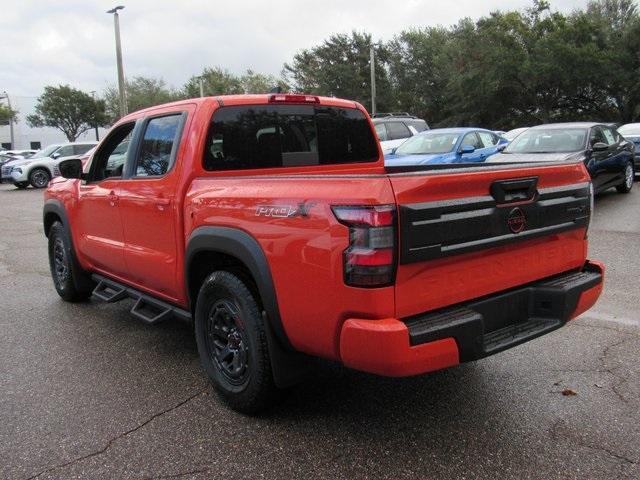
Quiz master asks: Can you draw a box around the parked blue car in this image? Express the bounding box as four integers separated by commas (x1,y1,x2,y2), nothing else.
384,128,507,166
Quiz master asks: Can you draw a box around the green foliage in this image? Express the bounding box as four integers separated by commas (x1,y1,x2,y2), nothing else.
283,0,640,128
283,31,394,112
104,76,183,121
0,104,18,125
27,85,108,142
184,67,287,97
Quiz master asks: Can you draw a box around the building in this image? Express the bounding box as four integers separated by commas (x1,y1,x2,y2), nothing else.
0,94,108,150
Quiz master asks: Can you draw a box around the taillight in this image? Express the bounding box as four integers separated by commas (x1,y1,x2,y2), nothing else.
332,205,396,287
268,94,320,104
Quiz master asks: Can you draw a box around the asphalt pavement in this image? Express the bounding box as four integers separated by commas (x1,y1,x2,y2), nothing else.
0,181,638,480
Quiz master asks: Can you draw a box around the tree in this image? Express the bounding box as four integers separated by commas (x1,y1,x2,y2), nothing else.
283,31,394,113
0,104,18,126
27,85,108,142
184,67,244,97
240,70,288,94
104,76,183,122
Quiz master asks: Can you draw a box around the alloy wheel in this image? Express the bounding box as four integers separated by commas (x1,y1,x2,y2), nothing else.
206,299,249,385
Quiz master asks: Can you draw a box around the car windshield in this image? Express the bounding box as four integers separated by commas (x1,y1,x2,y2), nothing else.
395,132,460,155
29,144,60,159
618,124,640,136
504,128,587,154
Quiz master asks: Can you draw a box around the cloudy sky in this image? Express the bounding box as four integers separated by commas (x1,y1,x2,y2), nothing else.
1,0,592,99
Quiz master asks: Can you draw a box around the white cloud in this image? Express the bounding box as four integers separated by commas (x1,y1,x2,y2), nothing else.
0,0,591,98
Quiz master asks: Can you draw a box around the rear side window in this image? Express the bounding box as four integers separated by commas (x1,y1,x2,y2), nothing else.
203,105,378,171
136,114,182,177
385,122,411,140
478,131,497,148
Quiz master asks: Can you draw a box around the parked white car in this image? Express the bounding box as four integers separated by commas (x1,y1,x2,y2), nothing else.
5,142,96,189
372,113,429,154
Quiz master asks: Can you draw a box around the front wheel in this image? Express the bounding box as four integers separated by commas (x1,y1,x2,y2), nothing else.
616,162,634,193
29,168,51,188
194,271,279,413
47,222,92,302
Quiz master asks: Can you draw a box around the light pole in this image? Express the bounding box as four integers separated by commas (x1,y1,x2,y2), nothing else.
370,45,377,116
90,91,100,141
107,6,127,118
0,91,15,148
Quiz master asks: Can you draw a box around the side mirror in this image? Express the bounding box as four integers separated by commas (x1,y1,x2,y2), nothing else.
496,143,507,152
592,142,608,152
58,158,83,179
459,144,475,154
51,152,61,159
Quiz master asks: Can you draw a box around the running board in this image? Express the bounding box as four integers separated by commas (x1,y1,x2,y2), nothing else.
91,274,191,325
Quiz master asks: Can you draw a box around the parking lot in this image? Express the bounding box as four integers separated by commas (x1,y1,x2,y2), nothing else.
0,183,638,480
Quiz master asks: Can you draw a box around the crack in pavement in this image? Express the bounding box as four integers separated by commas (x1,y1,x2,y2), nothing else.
24,388,209,480
599,337,634,405
550,419,637,465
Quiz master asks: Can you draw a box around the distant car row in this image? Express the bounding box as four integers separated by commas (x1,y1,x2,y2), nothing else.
1,142,96,188
380,121,638,195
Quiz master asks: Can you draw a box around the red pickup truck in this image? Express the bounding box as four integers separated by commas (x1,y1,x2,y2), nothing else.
44,94,604,412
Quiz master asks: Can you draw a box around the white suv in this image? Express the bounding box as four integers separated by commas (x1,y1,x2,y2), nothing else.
5,142,97,189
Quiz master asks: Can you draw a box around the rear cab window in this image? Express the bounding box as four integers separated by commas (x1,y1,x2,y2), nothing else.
203,105,378,171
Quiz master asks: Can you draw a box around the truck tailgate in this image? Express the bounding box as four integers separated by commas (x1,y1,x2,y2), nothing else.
388,162,591,319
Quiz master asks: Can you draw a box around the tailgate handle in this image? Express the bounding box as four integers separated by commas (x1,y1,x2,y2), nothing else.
490,177,538,204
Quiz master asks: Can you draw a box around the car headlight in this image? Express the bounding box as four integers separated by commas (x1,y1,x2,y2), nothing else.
12,167,22,174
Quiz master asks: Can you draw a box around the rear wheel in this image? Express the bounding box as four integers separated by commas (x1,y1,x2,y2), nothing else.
616,162,634,193
47,222,92,302
29,168,50,188
194,270,279,413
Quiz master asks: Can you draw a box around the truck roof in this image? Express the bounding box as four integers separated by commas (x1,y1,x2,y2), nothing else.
124,94,364,119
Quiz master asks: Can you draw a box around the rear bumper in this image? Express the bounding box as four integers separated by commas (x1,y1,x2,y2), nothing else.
340,260,604,376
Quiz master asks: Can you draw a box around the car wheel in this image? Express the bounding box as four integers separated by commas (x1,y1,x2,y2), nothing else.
194,270,279,413
29,168,51,188
616,162,634,193
47,221,93,302
14,182,28,189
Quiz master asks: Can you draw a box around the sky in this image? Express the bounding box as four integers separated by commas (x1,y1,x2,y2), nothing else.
1,0,593,100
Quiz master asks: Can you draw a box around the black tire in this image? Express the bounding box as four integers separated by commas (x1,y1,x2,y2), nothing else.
47,221,92,302
616,162,634,193
29,168,51,188
14,182,28,189
194,270,279,413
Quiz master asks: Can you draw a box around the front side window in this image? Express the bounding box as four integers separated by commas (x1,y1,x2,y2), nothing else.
204,105,378,171
135,115,182,177
56,145,75,157
74,144,94,155
601,127,617,145
90,123,135,181
589,127,607,146
374,123,388,141
461,132,483,150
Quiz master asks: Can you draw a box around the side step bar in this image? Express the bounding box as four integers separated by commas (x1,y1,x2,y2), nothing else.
91,274,191,325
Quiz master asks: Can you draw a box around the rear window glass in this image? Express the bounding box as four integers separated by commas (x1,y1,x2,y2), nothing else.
203,105,378,171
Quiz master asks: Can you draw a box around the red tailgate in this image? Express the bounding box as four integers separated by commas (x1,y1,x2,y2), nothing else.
388,162,591,319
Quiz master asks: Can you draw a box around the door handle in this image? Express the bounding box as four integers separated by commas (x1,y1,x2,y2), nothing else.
155,197,171,210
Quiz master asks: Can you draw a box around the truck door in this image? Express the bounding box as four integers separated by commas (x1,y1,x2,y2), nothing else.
117,110,190,303
75,122,135,277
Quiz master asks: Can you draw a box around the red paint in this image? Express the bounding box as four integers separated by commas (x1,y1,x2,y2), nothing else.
570,260,605,320
340,318,459,376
